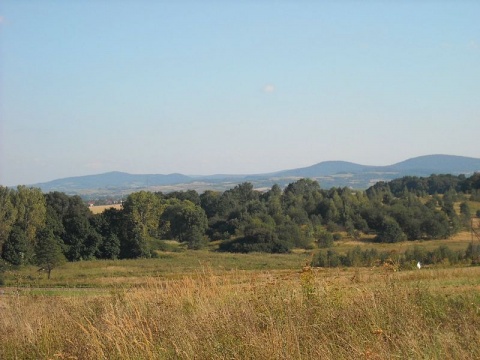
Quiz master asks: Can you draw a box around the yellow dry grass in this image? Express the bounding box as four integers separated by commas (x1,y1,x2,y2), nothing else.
89,204,123,214
1,265,480,359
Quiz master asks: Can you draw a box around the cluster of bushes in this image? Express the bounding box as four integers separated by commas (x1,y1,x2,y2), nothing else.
311,243,480,268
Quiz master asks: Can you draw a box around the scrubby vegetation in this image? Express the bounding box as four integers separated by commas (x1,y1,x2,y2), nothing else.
312,243,480,269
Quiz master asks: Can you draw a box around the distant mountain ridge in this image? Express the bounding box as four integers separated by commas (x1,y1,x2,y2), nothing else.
30,154,480,197
385,154,480,174
36,172,191,192
269,161,368,177
270,154,480,178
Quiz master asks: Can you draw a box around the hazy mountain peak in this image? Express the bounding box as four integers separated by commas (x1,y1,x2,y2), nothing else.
28,154,480,197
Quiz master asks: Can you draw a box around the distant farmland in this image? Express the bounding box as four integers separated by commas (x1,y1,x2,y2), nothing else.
89,204,122,214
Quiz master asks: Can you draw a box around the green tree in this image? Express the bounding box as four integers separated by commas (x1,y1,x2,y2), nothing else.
44,191,70,238
98,233,120,259
229,182,259,206
441,197,461,234
388,201,421,240
283,179,322,220
376,217,407,243
219,226,291,253
165,190,201,205
161,200,208,249
94,207,124,240
1,225,32,265
316,229,334,248
460,202,471,227
262,184,283,218
90,211,122,259
122,191,164,257
35,228,66,279
276,218,309,248
0,187,17,257
200,190,222,218
58,195,101,261
45,192,107,261
213,182,259,220
420,211,450,239
12,186,46,245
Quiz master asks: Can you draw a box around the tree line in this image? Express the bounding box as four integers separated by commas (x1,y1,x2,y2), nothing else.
0,173,479,273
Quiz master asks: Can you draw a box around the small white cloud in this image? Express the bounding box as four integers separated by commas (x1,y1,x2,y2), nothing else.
468,40,479,50
263,84,276,93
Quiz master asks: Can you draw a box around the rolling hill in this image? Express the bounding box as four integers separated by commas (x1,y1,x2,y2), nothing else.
34,172,192,193
30,154,480,197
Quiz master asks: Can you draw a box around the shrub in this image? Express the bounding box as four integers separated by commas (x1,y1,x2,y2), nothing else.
332,232,342,241
465,243,480,264
375,217,407,243
316,232,333,248
219,228,292,253
427,245,461,265
404,245,429,264
311,250,341,267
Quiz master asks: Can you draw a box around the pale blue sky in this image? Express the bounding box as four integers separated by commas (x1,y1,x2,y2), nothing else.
1,1,479,186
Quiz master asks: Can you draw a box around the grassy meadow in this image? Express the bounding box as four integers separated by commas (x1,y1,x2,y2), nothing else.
1,231,480,359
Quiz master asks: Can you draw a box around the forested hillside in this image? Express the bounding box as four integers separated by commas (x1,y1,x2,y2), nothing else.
1,173,480,276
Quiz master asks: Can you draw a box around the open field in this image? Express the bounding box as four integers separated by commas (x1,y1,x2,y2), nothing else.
1,250,311,288
89,204,123,214
1,234,480,359
2,229,478,289
1,264,480,359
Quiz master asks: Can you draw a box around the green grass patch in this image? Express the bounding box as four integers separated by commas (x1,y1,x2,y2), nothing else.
2,250,311,288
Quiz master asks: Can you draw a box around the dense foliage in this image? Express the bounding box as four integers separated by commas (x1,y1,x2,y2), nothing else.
0,173,479,272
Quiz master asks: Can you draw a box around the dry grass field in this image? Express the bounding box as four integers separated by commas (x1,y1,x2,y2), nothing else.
1,266,480,359
1,247,480,359
89,204,123,214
